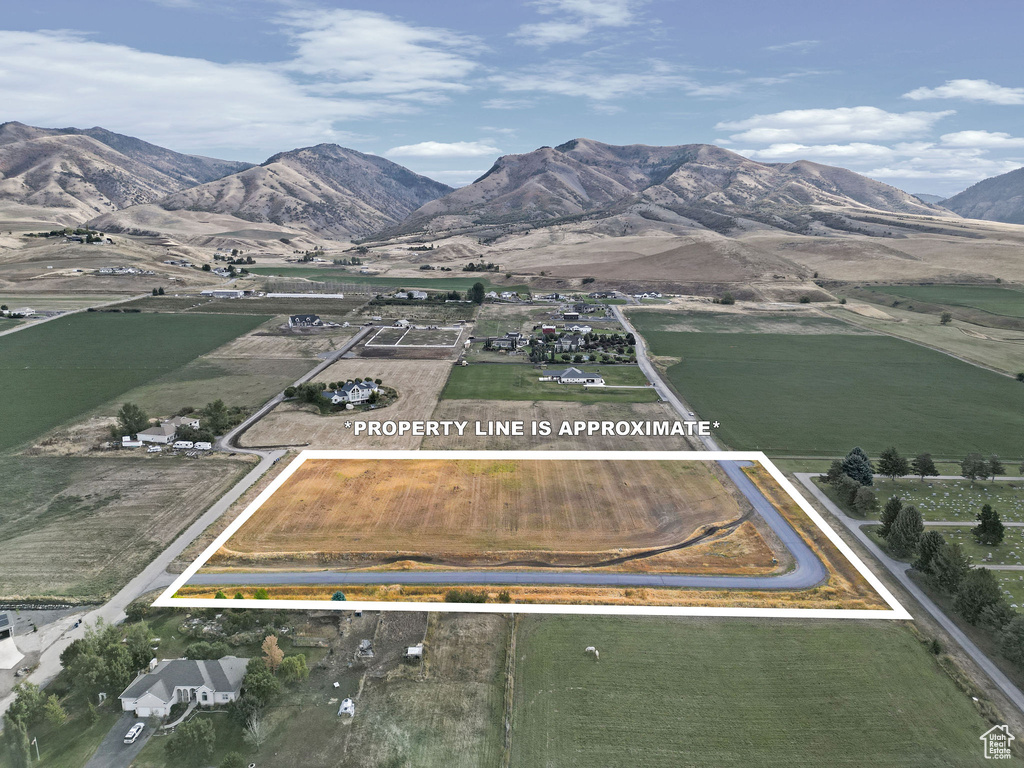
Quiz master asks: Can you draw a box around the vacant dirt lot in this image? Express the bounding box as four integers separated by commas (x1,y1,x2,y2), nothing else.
213,457,750,568
241,359,452,449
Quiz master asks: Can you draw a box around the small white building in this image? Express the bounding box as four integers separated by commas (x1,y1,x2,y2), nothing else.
137,423,177,445
119,658,248,718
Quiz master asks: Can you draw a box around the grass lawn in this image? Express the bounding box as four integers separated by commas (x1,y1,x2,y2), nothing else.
871,478,1024,523
131,711,247,768
629,311,1024,457
28,707,121,768
249,267,529,294
925,526,1024,567
511,616,1001,767
442,363,659,403
871,284,1024,319
995,572,1024,611
0,312,268,453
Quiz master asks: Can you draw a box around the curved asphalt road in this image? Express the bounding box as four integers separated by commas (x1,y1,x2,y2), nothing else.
189,460,828,591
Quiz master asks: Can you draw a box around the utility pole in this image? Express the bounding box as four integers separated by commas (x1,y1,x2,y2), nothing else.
31,736,40,761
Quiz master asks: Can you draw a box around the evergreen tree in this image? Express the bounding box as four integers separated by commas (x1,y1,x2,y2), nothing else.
961,453,989,482
2,714,30,768
914,530,946,573
469,282,485,304
1000,616,1024,667
887,504,923,558
879,495,903,539
933,542,971,593
823,460,845,486
835,475,860,508
113,402,149,437
877,447,910,480
973,503,1005,546
911,452,939,481
841,446,874,486
853,487,878,517
954,568,1004,624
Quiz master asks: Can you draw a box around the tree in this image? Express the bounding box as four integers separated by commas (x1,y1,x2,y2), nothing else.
911,453,938,481
243,712,267,751
2,714,30,768
840,447,874,486
6,683,46,727
166,717,216,767
876,447,909,481
973,503,1005,546
933,542,971,593
823,460,846,486
954,568,1004,624
262,635,284,673
331,591,346,601
469,281,485,304
242,658,279,708
158,287,165,295
202,263,211,272
114,402,149,437
284,386,297,398
200,399,231,435
720,291,735,305
835,475,861,508
914,530,946,573
887,505,924,558
989,455,1006,479
43,694,67,727
940,311,953,325
879,495,903,538
1000,616,1024,667
253,588,270,600
279,654,309,683
853,487,878,517
961,453,989,482
215,591,227,600
220,752,247,768
1017,372,1024,383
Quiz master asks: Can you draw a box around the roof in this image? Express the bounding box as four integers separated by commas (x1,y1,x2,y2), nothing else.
290,314,321,322
137,423,176,438
0,613,10,631
120,657,249,703
165,416,198,427
552,367,601,379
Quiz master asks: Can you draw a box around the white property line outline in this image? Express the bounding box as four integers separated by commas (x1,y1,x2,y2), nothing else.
364,326,464,348
155,450,911,619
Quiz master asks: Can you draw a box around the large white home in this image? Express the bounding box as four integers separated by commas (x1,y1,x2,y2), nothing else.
119,657,249,718
136,415,200,444
540,367,604,385
325,380,379,404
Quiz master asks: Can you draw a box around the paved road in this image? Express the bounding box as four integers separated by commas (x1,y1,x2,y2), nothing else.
796,472,1024,715
83,713,151,768
189,460,828,591
610,305,721,450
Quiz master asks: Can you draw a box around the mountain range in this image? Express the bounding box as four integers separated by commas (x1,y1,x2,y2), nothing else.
2,122,1024,241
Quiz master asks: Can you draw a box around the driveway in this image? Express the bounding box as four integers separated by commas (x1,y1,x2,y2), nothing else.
84,712,152,768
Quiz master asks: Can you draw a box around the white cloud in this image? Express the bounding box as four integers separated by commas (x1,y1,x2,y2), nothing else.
482,98,536,110
421,169,490,187
279,9,482,98
903,79,1024,105
717,106,955,143
512,0,640,46
739,143,896,162
764,40,820,53
385,141,501,158
939,130,1024,148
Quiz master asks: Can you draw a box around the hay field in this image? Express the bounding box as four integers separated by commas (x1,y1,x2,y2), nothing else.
215,458,747,566
240,359,451,449
366,326,463,347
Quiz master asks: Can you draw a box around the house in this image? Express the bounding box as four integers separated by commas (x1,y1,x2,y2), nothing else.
394,319,410,327
200,289,246,299
540,367,604,385
500,291,519,300
137,423,177,445
119,657,249,718
487,332,525,351
165,415,200,431
404,643,424,661
565,325,592,334
553,334,583,354
409,290,428,300
485,291,499,299
289,314,323,327
562,311,580,321
325,380,378,404
541,324,557,335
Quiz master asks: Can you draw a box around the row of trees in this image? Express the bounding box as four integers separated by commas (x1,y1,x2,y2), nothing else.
112,400,244,442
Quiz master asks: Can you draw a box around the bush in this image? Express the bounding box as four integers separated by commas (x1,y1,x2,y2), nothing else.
444,589,487,603
331,591,346,601
165,717,215,766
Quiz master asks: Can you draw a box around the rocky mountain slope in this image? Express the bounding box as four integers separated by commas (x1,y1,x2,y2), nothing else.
0,121,251,220
385,138,947,239
942,166,1024,225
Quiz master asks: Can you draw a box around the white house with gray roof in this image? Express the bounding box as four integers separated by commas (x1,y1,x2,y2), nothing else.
540,367,604,385
325,380,378,404
119,657,249,717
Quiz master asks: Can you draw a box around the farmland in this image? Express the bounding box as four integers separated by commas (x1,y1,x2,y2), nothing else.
115,294,368,318
0,311,268,453
510,616,1000,767
628,309,1024,457
0,455,251,599
248,266,529,294
869,284,1024,319
213,457,751,568
442,363,660,404
365,325,463,347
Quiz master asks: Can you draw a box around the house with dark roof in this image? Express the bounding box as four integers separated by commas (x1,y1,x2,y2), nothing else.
326,380,378,404
119,657,249,718
540,367,604,385
553,334,583,354
289,314,323,327
487,331,525,351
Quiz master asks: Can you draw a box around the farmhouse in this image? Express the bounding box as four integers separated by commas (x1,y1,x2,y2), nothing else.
553,334,583,353
393,291,428,300
137,423,176,444
119,657,249,718
565,324,592,334
541,367,604,385
289,314,323,327
326,380,379,404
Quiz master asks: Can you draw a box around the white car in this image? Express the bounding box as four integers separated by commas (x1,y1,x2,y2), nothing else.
123,722,144,744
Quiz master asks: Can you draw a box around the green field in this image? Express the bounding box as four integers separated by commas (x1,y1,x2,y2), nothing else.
870,478,1024,523
925,526,1024,567
872,284,1024,319
0,312,268,452
116,294,368,317
442,363,659,403
629,311,1024,457
510,616,1001,767
248,267,529,294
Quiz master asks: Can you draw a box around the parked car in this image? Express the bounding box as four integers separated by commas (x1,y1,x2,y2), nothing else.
123,723,144,744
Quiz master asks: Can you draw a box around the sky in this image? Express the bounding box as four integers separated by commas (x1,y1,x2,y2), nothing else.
1,0,1022,196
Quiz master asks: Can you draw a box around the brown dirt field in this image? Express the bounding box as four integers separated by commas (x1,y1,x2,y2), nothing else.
211,458,750,568
423,400,702,450
209,327,357,359
240,359,452,449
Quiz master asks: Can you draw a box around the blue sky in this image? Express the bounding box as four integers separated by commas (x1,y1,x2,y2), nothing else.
2,0,1022,195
